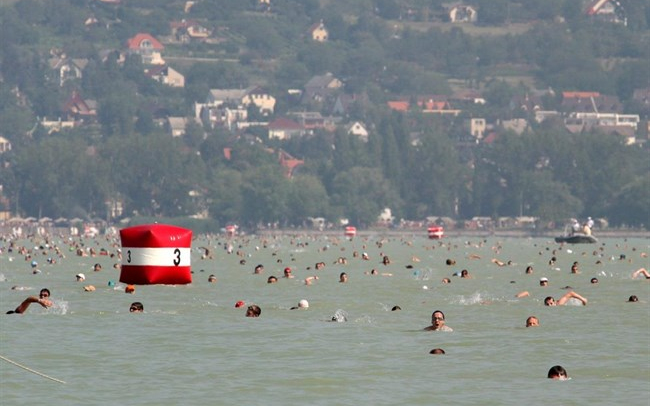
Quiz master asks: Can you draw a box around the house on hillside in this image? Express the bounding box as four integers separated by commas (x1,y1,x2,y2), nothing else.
62,91,97,122
585,0,627,25
268,118,306,140
387,96,461,116
125,33,165,65
40,117,76,134
206,86,275,114
170,19,211,43
466,118,486,139
303,73,343,104
0,136,11,154
346,121,369,142
561,91,622,114
145,65,185,87
166,117,202,137
562,91,639,136
48,56,88,87
288,112,339,132
308,20,328,42
196,86,275,129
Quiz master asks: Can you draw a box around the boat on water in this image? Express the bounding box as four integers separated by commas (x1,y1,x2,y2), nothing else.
555,221,597,244
554,233,598,244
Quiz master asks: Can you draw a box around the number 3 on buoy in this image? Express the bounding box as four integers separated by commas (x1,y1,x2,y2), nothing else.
119,224,193,285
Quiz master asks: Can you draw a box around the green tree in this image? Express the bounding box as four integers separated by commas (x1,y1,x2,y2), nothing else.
330,166,402,227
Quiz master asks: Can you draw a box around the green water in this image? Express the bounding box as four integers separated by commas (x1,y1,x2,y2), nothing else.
1,234,649,405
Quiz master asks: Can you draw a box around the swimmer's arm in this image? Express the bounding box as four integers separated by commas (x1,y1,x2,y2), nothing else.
304,276,319,284
631,268,649,279
516,291,530,298
13,296,52,314
558,291,587,306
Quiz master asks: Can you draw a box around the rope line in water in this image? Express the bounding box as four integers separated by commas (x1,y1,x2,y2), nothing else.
0,354,66,384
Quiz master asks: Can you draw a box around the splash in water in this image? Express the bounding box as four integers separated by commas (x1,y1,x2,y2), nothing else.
330,309,348,322
48,300,68,315
452,291,495,305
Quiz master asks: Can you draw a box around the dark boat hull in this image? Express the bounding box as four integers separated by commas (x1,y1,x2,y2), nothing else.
554,234,598,244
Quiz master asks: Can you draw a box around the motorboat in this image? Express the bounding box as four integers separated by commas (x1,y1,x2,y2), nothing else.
554,233,598,244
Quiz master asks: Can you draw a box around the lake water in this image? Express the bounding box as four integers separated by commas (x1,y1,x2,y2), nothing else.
1,233,649,405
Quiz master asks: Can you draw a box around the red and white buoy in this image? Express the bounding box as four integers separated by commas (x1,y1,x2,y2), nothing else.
119,224,193,285
344,226,357,238
427,226,444,239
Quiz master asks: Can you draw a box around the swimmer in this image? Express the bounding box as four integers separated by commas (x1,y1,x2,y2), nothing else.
6,288,52,314
267,276,278,284
429,348,446,355
525,266,533,274
129,302,144,312
525,316,539,327
590,277,598,284
627,295,639,302
365,269,393,276
391,305,401,311
442,277,451,284
208,274,217,283
283,267,294,279
304,276,319,285
424,310,453,332
254,264,264,274
547,365,569,380
491,258,506,267
339,272,348,283
291,299,309,310
93,263,102,272
245,305,261,317
539,277,549,286
460,269,472,279
76,273,86,282
631,268,650,279
544,291,588,306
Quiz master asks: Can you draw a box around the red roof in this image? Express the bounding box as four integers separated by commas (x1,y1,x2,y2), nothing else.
126,33,164,51
388,96,451,112
387,101,409,112
562,91,600,99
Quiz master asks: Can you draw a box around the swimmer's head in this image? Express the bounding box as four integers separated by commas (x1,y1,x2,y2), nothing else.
547,365,568,380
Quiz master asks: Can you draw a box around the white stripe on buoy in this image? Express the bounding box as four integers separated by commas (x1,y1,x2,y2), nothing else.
122,247,191,267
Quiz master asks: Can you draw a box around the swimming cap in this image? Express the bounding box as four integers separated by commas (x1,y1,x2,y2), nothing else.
235,301,245,308
299,299,309,308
